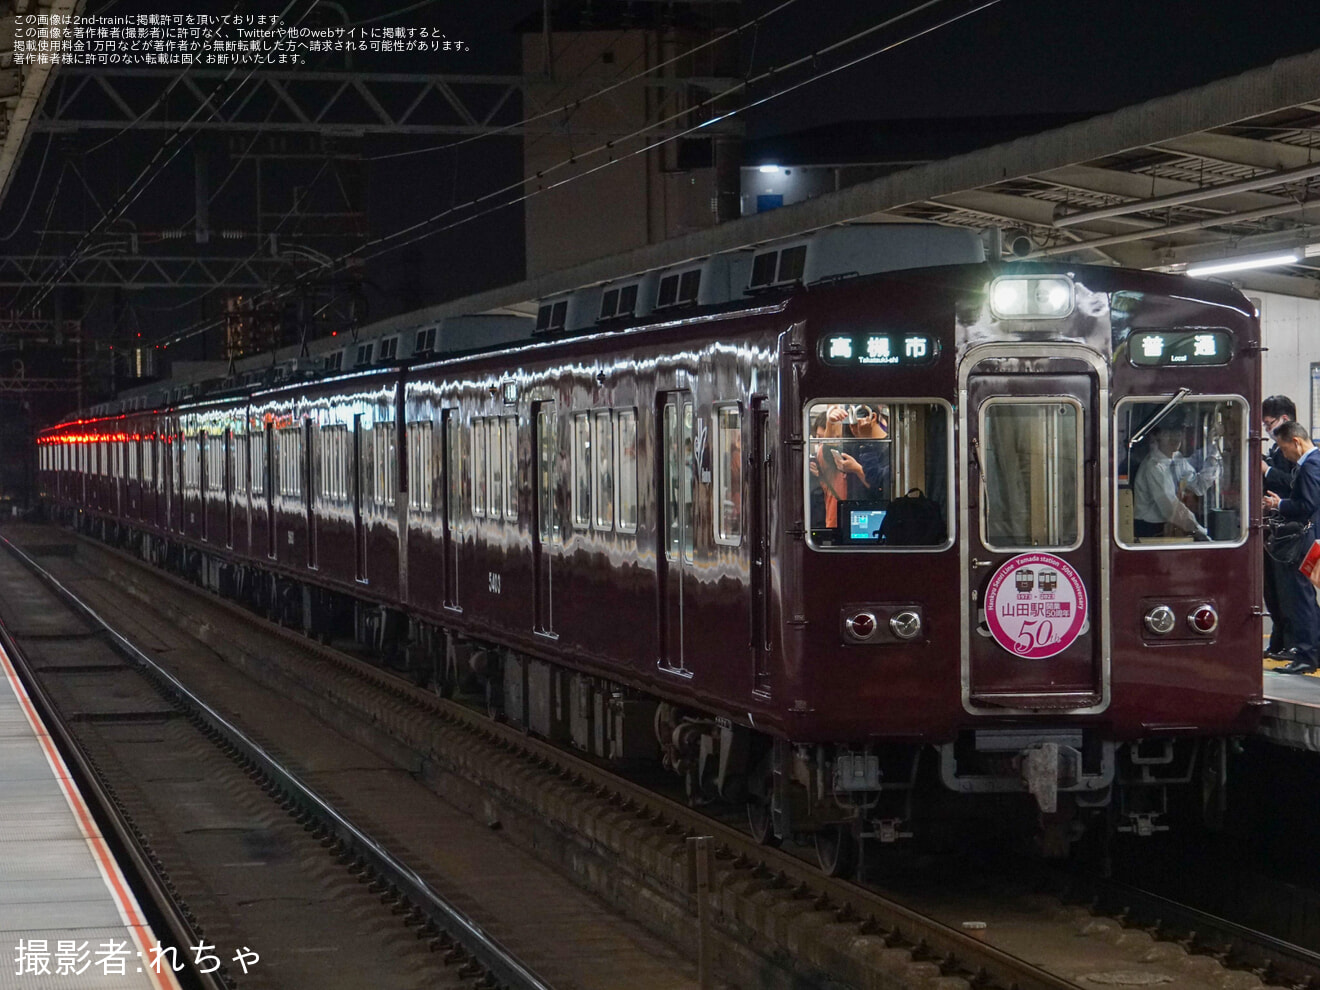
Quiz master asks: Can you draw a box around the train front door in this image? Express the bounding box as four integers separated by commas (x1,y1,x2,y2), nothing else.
660,392,694,675
533,402,559,636
962,347,1109,714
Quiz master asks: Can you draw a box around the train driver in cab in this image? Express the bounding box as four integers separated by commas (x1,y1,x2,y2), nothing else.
1132,418,1222,541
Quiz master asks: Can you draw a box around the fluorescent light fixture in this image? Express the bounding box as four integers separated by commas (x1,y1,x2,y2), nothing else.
758,164,782,174
1186,252,1299,277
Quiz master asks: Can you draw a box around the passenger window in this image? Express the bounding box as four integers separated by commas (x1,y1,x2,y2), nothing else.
445,414,461,525
503,415,518,520
593,410,613,531
407,422,433,511
1116,397,1245,547
488,417,503,518
805,400,948,550
471,418,487,517
572,412,591,530
981,400,1081,550
715,405,742,545
616,410,638,533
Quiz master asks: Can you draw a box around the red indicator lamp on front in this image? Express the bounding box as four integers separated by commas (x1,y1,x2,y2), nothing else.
1187,604,1218,635
846,612,876,640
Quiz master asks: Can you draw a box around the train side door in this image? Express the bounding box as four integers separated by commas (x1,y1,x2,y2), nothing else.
962,348,1108,713
305,419,317,569
532,402,559,636
660,392,694,675
265,424,276,559
440,409,460,608
750,395,773,695
353,415,368,582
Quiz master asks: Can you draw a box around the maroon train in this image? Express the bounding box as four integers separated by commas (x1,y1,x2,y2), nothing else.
38,257,1264,872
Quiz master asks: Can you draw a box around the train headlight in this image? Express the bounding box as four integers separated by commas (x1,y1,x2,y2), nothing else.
889,611,923,640
1144,605,1177,636
989,276,1075,319
1187,604,1219,635
845,612,877,641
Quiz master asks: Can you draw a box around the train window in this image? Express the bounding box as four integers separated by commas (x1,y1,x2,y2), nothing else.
503,416,517,521
250,431,265,496
231,432,245,495
320,426,346,501
805,400,949,550
488,417,503,518
714,405,742,546
537,408,557,542
1115,396,1246,548
207,435,225,493
472,419,487,518
616,410,638,533
572,412,591,530
656,275,679,309
407,423,433,512
593,410,613,531
445,415,462,526
981,400,1082,551
279,427,303,497
374,421,396,508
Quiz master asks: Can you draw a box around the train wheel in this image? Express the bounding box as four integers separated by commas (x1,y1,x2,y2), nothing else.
814,825,857,878
746,797,780,847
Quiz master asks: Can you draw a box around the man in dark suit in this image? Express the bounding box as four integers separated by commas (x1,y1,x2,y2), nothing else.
1263,419,1320,674
1262,395,1298,658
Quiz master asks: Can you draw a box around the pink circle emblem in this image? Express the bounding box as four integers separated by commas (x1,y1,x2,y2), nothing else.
983,552,1088,659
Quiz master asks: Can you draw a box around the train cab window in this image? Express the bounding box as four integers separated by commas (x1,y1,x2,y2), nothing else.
714,405,742,546
981,399,1082,551
616,410,638,534
1115,396,1246,548
806,400,949,550
572,412,591,530
592,410,613,531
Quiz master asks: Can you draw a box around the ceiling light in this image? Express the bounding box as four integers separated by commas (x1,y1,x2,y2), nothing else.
1185,252,1300,277
758,164,782,174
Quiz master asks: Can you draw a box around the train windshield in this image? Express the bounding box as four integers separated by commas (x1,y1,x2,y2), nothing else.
805,400,950,550
1116,396,1247,547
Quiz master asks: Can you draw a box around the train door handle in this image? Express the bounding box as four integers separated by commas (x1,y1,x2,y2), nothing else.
971,558,995,568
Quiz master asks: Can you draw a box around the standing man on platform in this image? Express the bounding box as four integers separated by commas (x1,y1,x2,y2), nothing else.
1262,395,1298,660
1263,419,1320,674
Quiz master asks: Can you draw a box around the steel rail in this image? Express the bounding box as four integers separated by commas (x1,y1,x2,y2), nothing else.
46,532,1085,990
0,533,551,990
0,621,228,990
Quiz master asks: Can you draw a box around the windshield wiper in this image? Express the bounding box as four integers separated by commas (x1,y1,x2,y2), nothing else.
1128,387,1191,449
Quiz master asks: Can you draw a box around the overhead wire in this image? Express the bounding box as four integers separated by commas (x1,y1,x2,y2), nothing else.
158,0,1000,348
19,0,325,316
363,0,802,162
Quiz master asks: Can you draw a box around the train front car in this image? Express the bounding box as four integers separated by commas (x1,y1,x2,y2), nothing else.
772,264,1262,870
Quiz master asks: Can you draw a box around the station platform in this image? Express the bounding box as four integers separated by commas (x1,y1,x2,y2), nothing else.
0,642,181,990
1259,657,1320,752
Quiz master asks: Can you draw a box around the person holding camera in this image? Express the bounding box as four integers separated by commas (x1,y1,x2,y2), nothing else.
1262,395,1298,660
1263,419,1320,674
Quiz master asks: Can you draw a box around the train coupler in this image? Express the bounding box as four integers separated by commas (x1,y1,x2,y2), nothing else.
1116,812,1169,838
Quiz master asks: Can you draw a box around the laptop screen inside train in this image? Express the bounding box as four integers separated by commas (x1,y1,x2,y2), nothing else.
841,502,887,543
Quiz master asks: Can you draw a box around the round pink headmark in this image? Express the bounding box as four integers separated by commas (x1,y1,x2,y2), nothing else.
983,552,1088,659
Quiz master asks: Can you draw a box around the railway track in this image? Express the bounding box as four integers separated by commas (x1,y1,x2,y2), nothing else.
6,521,1313,990
0,530,607,990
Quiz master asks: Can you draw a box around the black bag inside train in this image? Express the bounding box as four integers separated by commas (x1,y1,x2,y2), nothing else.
879,488,946,546
1266,516,1314,567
